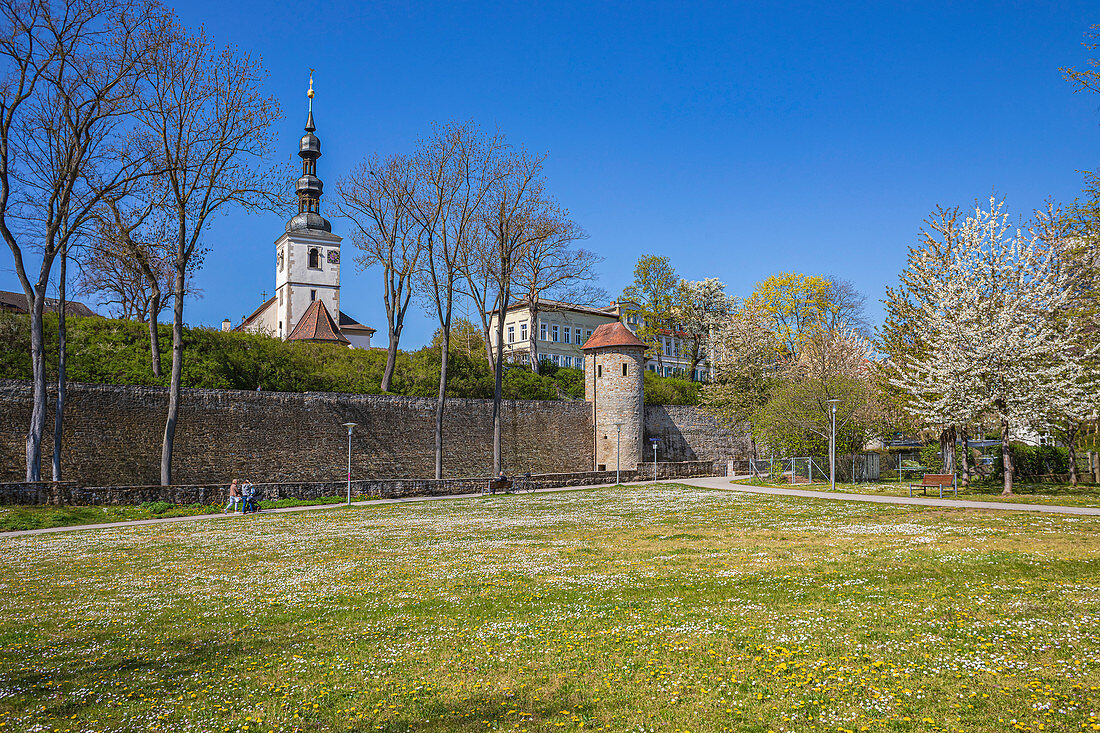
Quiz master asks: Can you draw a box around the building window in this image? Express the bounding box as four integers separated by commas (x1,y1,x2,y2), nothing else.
575,327,582,344
585,329,592,340
540,322,547,341
552,354,561,366
310,289,316,302
308,248,320,268
622,362,627,376
507,325,514,343
577,356,584,370
563,327,570,344
562,355,572,368
552,325,559,342
664,339,671,356
520,323,528,341
278,321,283,332
597,364,602,377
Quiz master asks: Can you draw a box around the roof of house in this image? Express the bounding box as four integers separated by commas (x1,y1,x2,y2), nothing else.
581,322,648,351
286,300,349,344
338,311,376,335
0,290,99,317
490,298,621,319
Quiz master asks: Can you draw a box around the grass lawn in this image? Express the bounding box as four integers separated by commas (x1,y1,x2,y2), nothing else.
1,485,1099,732
732,478,1100,508
0,496,349,532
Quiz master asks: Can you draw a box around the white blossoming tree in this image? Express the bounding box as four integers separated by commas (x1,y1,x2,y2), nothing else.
890,198,1093,495
674,277,735,381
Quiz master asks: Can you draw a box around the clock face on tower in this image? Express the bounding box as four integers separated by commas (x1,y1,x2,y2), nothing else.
327,250,340,264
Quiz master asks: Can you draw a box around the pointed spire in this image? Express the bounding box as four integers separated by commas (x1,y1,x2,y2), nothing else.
305,69,315,131
286,70,331,233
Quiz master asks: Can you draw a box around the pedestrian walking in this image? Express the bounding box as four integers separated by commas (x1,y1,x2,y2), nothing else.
224,479,242,513
241,480,256,513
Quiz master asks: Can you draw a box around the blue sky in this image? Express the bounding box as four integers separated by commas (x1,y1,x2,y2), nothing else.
3,1,1098,348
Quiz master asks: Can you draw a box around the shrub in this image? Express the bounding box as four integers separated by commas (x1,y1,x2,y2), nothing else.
0,312,695,405
993,444,1069,477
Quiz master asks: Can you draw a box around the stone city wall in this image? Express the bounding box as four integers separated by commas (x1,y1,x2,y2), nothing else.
645,405,753,463
0,380,594,486
0,461,722,506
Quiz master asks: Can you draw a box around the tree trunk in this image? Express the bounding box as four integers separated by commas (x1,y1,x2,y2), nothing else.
148,280,162,378
1067,424,1080,487
940,425,956,475
492,290,509,474
528,306,539,371
161,265,186,486
52,247,67,481
25,288,47,482
435,322,450,480
381,278,398,392
1000,418,1013,496
960,427,970,486
381,328,399,392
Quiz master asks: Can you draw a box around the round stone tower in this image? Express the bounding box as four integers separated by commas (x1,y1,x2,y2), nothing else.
581,322,647,472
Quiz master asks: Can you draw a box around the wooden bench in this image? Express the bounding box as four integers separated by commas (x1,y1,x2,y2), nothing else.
909,473,956,498
485,478,513,495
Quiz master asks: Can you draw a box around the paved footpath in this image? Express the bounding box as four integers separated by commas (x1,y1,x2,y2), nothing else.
0,480,656,538
4,476,1098,539
679,475,1100,516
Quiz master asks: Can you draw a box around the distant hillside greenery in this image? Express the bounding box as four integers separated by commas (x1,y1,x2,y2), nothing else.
0,313,700,404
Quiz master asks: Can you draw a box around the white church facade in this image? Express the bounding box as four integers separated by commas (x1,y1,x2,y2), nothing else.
232,78,374,348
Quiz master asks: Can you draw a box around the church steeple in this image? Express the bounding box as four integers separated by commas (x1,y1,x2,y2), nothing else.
286,71,331,233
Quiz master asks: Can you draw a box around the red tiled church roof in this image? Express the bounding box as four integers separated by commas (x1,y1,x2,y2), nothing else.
581,322,648,351
286,300,349,344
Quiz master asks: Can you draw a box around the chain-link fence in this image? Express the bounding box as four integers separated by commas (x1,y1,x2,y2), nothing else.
732,454,882,483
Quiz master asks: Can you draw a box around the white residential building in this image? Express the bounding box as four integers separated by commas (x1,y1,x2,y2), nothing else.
488,299,621,370
620,305,711,381
487,298,712,380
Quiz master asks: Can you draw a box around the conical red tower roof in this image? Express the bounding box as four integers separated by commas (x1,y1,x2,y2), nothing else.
580,322,648,351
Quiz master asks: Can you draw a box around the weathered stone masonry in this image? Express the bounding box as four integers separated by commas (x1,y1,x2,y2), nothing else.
0,380,595,485
645,405,753,464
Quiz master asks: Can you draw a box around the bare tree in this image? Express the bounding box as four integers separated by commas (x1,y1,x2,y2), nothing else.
410,122,501,479
136,18,283,485
1,0,156,481
336,154,421,392
512,211,597,371
479,149,559,474
78,182,178,377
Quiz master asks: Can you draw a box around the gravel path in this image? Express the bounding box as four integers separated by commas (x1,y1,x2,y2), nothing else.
680,475,1100,516
5,474,1097,538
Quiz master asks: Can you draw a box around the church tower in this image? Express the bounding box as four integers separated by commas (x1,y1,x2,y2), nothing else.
273,74,343,339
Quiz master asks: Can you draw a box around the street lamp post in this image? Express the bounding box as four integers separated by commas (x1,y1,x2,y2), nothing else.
650,438,659,482
342,422,357,505
613,422,624,485
827,399,839,491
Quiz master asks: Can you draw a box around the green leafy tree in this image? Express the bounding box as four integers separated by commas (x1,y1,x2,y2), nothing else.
620,255,678,372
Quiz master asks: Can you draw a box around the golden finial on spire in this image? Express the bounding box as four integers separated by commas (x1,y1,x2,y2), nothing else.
307,70,314,99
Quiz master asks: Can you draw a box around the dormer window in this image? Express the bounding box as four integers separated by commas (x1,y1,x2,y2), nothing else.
308,248,320,268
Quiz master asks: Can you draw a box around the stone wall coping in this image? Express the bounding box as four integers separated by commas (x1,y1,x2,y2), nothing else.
0,378,590,411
